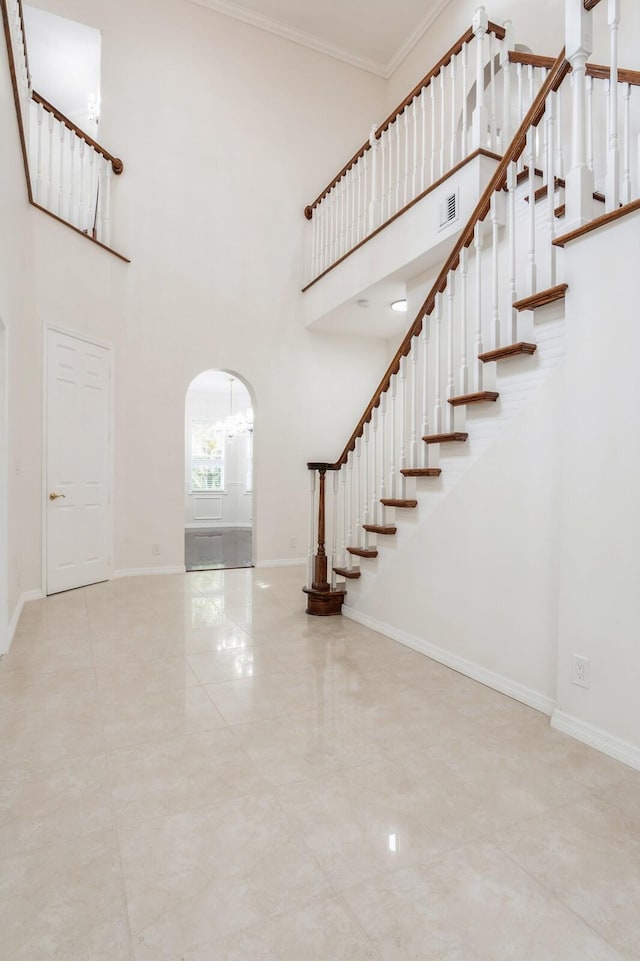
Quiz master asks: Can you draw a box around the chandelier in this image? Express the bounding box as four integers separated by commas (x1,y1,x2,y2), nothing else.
216,376,254,439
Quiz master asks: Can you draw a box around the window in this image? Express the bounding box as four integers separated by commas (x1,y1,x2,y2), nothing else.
190,421,224,492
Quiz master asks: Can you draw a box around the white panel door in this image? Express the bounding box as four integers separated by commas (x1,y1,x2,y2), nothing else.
46,329,111,595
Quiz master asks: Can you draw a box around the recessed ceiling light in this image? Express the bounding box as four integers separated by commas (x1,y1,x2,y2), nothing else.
391,299,407,312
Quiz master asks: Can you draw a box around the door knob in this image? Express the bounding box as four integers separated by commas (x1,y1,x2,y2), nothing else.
49,492,66,501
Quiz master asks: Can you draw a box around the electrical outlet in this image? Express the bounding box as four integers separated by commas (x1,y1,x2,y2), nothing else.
152,544,160,556
571,654,590,689
289,537,296,549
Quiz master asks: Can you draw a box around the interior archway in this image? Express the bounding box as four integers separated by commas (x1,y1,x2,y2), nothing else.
184,369,255,572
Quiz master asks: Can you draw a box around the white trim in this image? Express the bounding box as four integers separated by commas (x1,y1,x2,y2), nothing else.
256,558,306,569
342,605,556,716
551,709,640,772
185,521,252,529
4,589,44,655
189,0,387,76
43,326,115,596
113,566,187,579
189,0,454,78
0,318,7,656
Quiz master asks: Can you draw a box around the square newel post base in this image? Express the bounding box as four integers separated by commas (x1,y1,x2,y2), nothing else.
302,586,346,616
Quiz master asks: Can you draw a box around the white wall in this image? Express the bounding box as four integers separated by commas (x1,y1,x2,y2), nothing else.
553,209,640,767
0,31,39,644
184,384,253,529
4,0,389,583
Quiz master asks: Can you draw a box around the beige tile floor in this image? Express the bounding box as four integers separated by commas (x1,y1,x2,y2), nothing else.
1,565,639,961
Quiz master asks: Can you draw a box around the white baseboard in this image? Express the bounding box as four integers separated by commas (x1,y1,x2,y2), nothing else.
342,605,556,716
256,558,306,569
184,522,252,530
5,588,43,653
113,566,186,579
551,709,640,772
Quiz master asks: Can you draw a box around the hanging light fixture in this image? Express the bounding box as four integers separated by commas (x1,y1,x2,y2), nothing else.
216,376,254,439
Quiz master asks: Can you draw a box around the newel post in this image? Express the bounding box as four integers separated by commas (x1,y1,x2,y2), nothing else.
302,464,346,616
564,0,594,229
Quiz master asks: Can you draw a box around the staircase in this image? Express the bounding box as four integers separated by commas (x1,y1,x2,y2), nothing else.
303,0,640,617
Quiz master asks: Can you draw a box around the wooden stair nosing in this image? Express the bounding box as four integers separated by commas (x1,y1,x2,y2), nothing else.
479,342,537,363
512,283,568,312
347,546,378,558
380,498,418,508
524,177,565,203
333,567,361,579
363,524,397,535
400,467,442,477
422,432,468,444
448,391,499,407
515,165,545,186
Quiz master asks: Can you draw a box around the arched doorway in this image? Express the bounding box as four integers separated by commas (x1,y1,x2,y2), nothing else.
184,370,254,572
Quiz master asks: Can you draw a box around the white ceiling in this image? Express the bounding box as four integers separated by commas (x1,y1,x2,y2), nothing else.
190,0,454,77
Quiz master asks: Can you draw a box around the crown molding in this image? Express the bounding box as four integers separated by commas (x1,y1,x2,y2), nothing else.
189,0,388,77
384,0,454,77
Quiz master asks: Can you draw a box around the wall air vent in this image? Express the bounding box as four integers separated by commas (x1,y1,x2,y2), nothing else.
440,191,458,228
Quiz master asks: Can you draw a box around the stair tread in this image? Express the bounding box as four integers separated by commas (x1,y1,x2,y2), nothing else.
401,467,442,477
448,391,499,407
513,284,568,312
363,524,397,535
380,498,418,508
423,432,468,444
347,546,378,558
524,177,565,203
333,567,361,579
479,342,537,363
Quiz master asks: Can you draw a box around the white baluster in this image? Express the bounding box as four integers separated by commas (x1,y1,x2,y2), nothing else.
346,454,354,569
363,149,370,237
403,106,410,206
68,134,76,224
331,470,339,590
472,6,489,148
546,95,557,288
355,437,362,548
340,466,348,568
370,407,378,526
46,109,54,210
459,247,469,395
399,356,407,494
410,338,418,467
446,273,455,429
526,130,537,295
421,318,430,468
362,423,370,545
95,157,105,242
450,52,457,168
507,162,518,343
605,0,620,211
517,62,524,127
439,67,446,177
556,84,565,179
389,373,397,497
411,99,418,201
356,155,363,244
461,41,469,159
528,64,534,109
586,75,594,172
307,470,316,589
379,392,387,511
433,292,443,433
430,81,437,184
35,101,43,204
395,119,401,214
57,122,65,218
420,88,427,192
622,83,631,205
474,221,484,390
380,130,388,223
368,124,381,230
103,162,112,246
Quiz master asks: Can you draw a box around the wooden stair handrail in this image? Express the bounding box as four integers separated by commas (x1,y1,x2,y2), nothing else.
510,50,640,88
312,48,569,472
304,20,506,220
32,91,124,174
584,0,604,10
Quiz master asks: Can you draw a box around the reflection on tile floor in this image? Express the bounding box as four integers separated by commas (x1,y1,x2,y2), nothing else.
185,526,253,571
1,565,639,961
